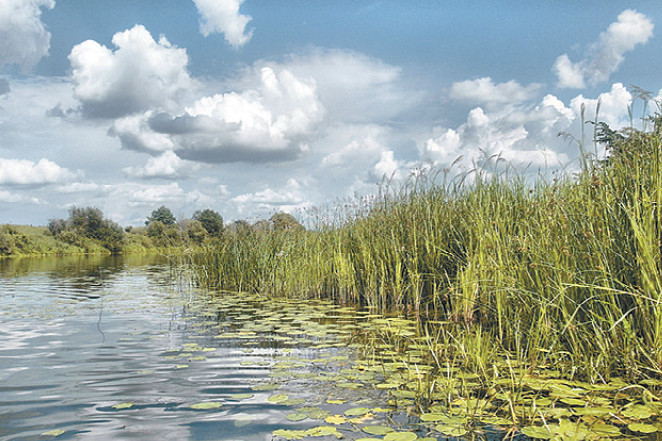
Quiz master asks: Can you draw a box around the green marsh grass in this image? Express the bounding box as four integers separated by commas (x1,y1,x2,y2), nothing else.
192,115,662,437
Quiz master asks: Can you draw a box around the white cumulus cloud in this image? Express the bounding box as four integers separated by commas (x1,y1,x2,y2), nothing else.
231,178,309,217
554,9,654,88
280,49,411,123
193,0,253,48
114,65,324,163
124,182,186,205
570,82,633,129
0,0,54,71
0,157,77,186
423,94,578,171
69,25,196,118
372,150,405,181
123,151,194,179
449,77,541,107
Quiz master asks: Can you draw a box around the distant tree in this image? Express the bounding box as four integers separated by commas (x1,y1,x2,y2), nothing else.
69,206,104,237
146,220,166,238
47,218,67,236
55,206,125,252
96,219,125,252
146,220,183,247
146,206,176,226
270,212,304,232
184,219,208,243
192,209,224,236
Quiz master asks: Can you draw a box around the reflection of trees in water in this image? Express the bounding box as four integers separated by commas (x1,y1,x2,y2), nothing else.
0,254,176,300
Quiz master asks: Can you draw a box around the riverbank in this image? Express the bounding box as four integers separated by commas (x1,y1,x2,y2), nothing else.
0,223,198,257
191,121,662,437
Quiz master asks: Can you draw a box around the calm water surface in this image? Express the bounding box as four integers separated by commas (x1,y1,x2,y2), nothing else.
0,255,390,441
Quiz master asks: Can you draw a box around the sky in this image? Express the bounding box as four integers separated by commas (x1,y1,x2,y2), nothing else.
0,1,661,226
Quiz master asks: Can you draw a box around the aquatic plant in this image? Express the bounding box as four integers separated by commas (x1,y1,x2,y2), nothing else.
191,102,662,437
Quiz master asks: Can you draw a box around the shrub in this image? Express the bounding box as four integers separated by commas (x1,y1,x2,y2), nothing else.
146,206,176,226
192,209,224,236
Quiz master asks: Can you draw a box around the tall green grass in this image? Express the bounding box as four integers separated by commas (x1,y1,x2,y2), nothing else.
192,117,662,384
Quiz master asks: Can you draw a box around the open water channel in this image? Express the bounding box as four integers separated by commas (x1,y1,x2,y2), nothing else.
0,255,431,441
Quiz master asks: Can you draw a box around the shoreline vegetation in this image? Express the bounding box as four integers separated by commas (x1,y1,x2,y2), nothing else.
5,105,662,437
189,113,662,437
0,206,232,257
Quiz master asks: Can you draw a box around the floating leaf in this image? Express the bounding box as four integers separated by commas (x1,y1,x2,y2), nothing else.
560,398,586,407
272,429,308,440
622,405,655,419
628,423,658,434
520,426,554,439
363,425,395,435
420,413,445,422
268,394,289,403
286,412,308,421
435,425,467,437
383,432,418,441
325,415,347,424
345,407,370,416
591,422,621,436
41,429,65,437
376,382,402,389
306,408,330,419
229,393,254,400
306,426,340,437
190,402,223,410
111,402,134,410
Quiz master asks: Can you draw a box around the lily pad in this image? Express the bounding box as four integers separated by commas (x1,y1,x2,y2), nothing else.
435,424,467,437
273,429,308,440
111,402,134,410
520,426,554,439
286,412,309,421
622,404,656,419
190,402,223,410
383,432,418,441
41,429,65,437
306,426,341,437
363,425,395,435
420,413,446,422
325,415,347,424
268,394,289,403
229,393,254,400
628,423,658,434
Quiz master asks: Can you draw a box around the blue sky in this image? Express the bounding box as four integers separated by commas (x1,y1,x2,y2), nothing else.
0,1,660,226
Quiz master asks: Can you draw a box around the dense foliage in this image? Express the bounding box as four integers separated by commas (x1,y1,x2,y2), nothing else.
192,115,662,387
146,205,177,226
0,205,247,256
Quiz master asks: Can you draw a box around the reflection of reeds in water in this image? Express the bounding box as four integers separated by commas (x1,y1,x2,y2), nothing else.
192,116,662,388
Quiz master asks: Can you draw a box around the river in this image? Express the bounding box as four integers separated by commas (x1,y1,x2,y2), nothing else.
0,255,410,441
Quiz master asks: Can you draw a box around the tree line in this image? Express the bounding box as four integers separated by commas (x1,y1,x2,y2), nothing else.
42,205,304,254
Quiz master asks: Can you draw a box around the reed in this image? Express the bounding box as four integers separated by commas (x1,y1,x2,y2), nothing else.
191,113,662,386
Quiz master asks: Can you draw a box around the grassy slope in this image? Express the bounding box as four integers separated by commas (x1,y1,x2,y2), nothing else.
0,224,189,257
194,126,662,384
